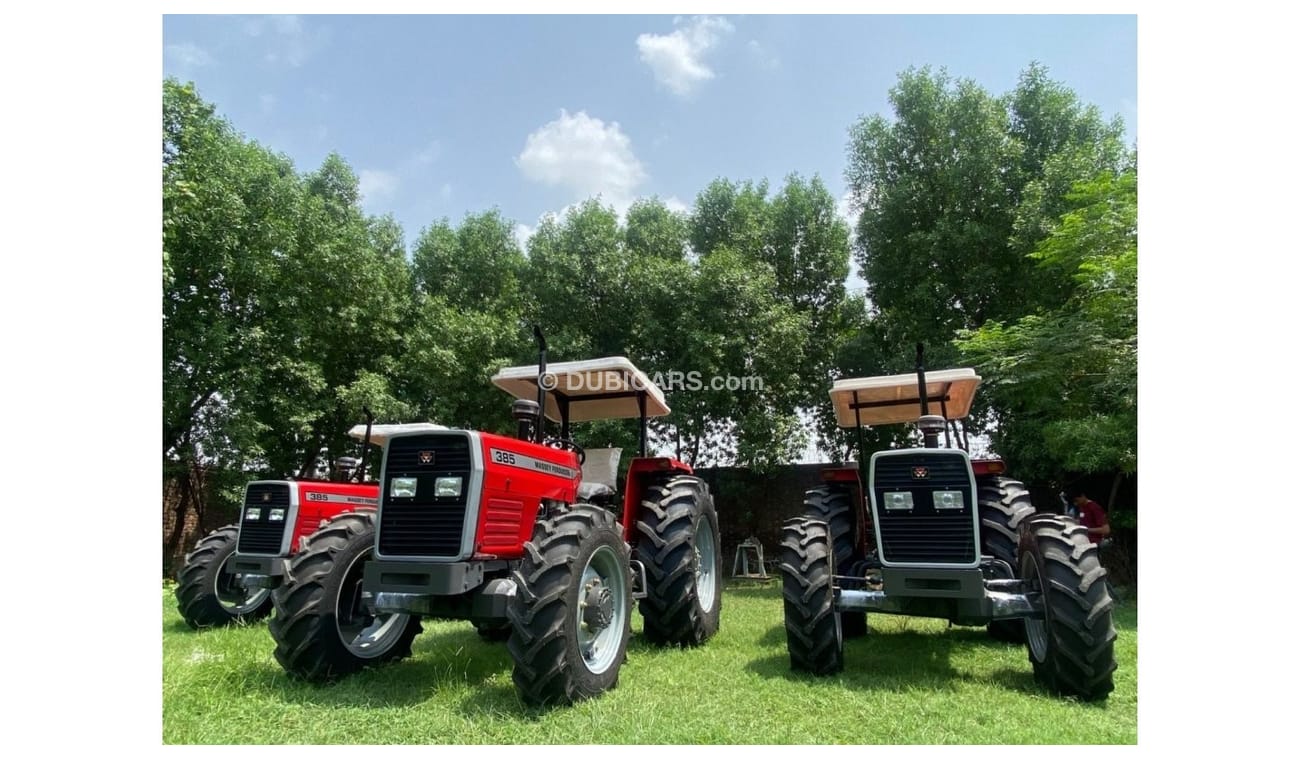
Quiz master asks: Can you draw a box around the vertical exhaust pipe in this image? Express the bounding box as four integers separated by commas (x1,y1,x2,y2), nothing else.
533,325,548,444
915,343,942,449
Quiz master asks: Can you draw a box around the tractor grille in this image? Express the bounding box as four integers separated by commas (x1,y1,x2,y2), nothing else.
378,433,473,558
872,452,977,565
236,483,291,555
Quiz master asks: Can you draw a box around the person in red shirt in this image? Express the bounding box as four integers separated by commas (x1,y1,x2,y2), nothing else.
1068,487,1111,545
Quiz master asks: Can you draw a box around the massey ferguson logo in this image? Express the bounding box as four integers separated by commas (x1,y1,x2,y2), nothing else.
418,450,435,465
912,466,929,480
261,492,271,502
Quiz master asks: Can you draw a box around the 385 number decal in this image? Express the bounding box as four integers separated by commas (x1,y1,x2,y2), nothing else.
492,450,517,465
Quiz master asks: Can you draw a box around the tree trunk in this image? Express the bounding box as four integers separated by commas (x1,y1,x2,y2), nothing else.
1107,471,1124,511
164,461,195,575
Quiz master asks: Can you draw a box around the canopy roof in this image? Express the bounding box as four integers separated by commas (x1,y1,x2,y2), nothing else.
492,356,670,422
830,368,981,427
346,422,448,446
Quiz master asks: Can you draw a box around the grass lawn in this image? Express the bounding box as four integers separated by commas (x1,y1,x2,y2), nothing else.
162,581,1136,744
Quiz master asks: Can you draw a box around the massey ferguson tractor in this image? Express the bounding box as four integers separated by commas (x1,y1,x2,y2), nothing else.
173,419,444,629
268,328,722,706
780,346,1117,701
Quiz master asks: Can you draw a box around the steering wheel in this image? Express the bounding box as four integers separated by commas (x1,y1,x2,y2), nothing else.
543,437,586,465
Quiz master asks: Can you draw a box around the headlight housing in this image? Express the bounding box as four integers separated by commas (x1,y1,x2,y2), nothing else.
435,476,463,498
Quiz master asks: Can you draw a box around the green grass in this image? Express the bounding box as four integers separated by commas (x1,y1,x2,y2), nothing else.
163,582,1137,744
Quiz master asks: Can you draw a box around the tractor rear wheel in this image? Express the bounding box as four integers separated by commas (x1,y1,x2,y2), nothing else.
508,504,632,707
978,476,1037,642
779,518,844,675
1020,515,1117,701
269,512,422,682
632,475,722,647
175,524,272,629
803,484,867,638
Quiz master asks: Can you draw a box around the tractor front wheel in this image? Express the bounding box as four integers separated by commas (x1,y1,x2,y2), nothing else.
779,518,844,675
632,475,722,647
269,512,422,682
175,524,272,629
978,476,1037,642
1020,515,1117,701
508,505,632,707
803,484,868,638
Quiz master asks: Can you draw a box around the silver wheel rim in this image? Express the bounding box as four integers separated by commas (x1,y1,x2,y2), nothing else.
1024,556,1050,662
575,544,627,675
213,553,271,615
694,520,718,613
335,549,410,659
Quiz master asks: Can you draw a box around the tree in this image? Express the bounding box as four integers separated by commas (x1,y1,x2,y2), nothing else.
842,63,1132,462
845,64,1128,349
955,168,1137,482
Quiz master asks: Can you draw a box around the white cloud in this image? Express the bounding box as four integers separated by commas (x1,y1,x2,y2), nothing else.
246,15,326,67
664,195,690,214
747,39,780,70
412,140,442,166
513,223,536,250
636,16,734,97
164,43,212,68
836,190,859,229
516,109,647,211
357,170,399,204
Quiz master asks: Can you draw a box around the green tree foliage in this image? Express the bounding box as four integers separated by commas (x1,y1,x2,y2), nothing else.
845,63,1127,347
164,81,416,482
163,79,298,469
839,63,1132,467
955,169,1137,480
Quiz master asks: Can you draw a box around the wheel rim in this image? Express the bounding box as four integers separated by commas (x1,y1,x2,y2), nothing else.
694,518,718,613
575,544,627,675
334,548,410,659
213,553,271,615
1023,555,1050,662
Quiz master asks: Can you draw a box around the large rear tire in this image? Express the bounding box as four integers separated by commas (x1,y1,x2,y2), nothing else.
269,512,422,682
175,524,273,629
802,484,867,638
1020,515,1117,701
508,505,632,707
779,518,844,676
632,475,722,647
978,476,1037,642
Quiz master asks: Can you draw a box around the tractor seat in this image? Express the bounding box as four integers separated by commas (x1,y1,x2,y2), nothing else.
577,481,616,501
577,447,622,502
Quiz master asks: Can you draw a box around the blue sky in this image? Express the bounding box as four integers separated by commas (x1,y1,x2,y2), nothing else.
163,14,1136,285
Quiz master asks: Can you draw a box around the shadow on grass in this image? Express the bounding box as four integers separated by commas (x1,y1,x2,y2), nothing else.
746,624,1050,695
235,627,517,709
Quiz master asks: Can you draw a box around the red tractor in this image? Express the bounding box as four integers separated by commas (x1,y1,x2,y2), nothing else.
269,329,722,706
780,346,1117,701
174,420,444,629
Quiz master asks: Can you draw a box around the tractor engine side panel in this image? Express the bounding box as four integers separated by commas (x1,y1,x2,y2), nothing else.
291,481,380,553
473,432,581,559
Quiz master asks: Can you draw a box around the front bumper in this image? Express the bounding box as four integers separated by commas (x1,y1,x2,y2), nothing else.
835,568,1043,626
361,559,513,623
228,554,287,589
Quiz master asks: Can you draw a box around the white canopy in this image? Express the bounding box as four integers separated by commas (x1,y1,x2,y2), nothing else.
830,368,981,427
347,422,448,446
492,356,670,422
